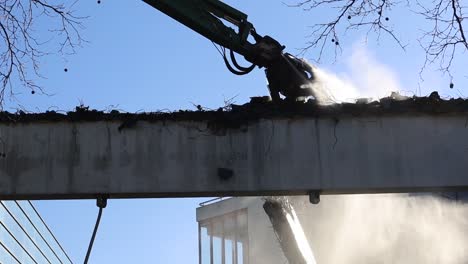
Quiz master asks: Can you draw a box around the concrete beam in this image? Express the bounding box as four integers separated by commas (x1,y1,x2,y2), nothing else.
1,113,468,199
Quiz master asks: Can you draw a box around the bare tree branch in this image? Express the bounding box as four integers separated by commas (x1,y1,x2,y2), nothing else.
289,0,467,76
0,0,86,107
416,0,467,76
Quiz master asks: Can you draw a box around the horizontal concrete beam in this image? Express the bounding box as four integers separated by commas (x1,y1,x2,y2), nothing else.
1,113,468,199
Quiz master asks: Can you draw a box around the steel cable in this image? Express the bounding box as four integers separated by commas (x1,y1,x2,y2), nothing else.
27,200,74,264
0,201,52,264
83,197,107,264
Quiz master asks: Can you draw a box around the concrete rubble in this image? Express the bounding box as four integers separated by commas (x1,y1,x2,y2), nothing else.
1,92,467,127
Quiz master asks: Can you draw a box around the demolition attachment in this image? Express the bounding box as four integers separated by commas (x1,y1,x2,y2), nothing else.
142,0,317,102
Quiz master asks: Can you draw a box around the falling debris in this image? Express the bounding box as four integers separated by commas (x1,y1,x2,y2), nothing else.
263,198,317,264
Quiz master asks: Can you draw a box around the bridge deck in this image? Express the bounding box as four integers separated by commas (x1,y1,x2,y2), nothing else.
1,96,468,200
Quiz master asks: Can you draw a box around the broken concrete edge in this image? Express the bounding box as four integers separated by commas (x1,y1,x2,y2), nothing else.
1,92,468,125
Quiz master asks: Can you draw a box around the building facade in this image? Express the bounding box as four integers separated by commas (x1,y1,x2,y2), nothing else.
197,197,288,264
197,194,468,264
0,200,72,264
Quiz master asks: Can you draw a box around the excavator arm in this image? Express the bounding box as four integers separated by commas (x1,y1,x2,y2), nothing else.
142,0,317,101
142,0,253,57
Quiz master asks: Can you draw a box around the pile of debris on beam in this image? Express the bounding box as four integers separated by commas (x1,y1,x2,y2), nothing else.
1,92,467,126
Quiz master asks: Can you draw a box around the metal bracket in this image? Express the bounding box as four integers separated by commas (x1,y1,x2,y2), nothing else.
309,191,320,204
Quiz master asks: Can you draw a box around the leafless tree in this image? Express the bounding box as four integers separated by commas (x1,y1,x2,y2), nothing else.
289,0,467,78
0,0,85,106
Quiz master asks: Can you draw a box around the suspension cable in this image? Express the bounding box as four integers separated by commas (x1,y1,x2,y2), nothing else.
0,220,38,263
15,201,64,264
0,240,22,264
0,201,53,264
27,200,74,264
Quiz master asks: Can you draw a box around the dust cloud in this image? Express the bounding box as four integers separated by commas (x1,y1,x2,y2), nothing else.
309,43,404,104
292,194,468,264
290,45,467,264
286,205,317,264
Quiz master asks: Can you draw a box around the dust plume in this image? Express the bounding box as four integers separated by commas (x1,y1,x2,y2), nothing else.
309,43,403,104
288,44,467,264
286,205,317,264
293,194,468,264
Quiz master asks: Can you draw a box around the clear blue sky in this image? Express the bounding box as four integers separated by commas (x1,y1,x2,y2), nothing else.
9,0,467,263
